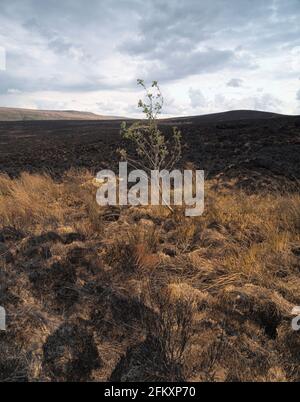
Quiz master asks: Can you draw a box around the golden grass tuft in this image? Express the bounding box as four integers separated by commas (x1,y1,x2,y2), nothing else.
0,172,63,230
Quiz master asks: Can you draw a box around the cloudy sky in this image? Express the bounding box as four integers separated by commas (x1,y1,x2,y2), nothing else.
0,0,299,117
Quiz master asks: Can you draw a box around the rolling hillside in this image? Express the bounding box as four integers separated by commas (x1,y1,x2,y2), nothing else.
0,107,122,121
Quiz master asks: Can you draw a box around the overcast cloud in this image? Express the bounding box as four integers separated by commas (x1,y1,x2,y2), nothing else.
227,78,243,88
0,0,299,116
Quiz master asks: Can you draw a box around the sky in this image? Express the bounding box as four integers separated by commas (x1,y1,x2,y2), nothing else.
0,0,300,117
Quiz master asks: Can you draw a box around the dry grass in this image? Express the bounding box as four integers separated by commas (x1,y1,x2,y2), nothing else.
0,172,63,230
1,171,300,382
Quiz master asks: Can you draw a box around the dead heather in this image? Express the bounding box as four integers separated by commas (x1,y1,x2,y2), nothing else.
0,171,300,382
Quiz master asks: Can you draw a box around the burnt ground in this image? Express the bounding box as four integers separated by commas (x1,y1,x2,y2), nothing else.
0,111,300,382
0,112,299,190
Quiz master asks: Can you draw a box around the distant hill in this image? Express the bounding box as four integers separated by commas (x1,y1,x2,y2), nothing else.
1,107,294,123
0,107,123,121
166,110,287,125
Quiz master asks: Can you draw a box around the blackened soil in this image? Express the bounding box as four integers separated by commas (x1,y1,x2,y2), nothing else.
0,112,299,191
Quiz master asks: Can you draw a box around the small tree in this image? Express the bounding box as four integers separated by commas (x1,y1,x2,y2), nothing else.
119,79,182,174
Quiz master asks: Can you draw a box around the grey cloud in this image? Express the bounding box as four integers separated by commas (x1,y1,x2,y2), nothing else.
227,78,243,88
119,0,299,81
253,93,283,111
143,48,237,82
297,90,300,101
0,0,299,114
120,0,300,54
0,0,142,93
2,0,300,88
213,92,283,113
22,17,90,61
0,66,132,94
189,88,207,109
120,0,274,56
